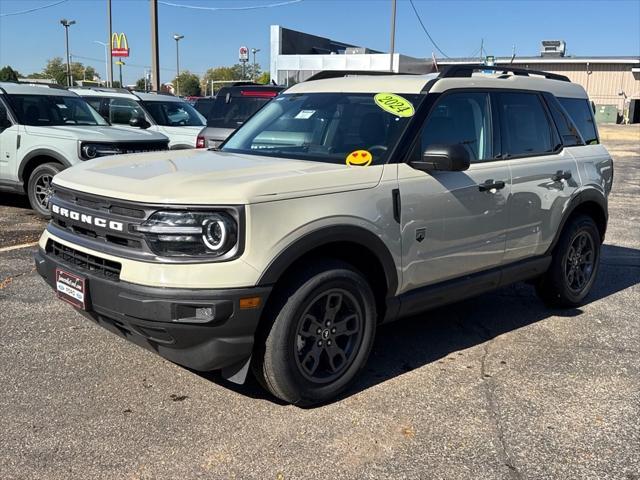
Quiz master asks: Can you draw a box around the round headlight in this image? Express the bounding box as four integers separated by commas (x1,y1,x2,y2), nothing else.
82,145,97,158
202,218,227,251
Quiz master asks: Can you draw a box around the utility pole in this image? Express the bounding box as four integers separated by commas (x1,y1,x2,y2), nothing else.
116,60,124,86
173,34,184,95
150,0,160,91
389,0,397,72
107,0,113,87
60,19,75,86
479,38,484,63
251,48,260,81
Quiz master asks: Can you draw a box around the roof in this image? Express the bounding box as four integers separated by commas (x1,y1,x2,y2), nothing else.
0,82,77,96
70,87,188,103
438,56,640,65
287,73,439,94
283,70,587,98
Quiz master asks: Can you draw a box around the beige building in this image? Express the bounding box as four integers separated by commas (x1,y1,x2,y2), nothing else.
438,56,640,116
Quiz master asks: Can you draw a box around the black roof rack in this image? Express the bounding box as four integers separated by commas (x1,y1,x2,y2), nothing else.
305,70,415,82
438,64,570,82
16,81,67,89
69,85,132,94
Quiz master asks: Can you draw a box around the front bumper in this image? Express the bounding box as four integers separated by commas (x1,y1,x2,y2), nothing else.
35,248,271,380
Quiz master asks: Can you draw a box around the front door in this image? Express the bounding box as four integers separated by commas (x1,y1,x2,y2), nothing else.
398,91,510,293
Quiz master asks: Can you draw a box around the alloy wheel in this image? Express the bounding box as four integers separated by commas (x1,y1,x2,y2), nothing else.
564,231,595,293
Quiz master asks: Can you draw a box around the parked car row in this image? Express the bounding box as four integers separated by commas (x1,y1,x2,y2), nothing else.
0,81,284,216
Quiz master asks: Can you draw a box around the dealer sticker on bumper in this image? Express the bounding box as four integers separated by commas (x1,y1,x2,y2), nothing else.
56,269,87,310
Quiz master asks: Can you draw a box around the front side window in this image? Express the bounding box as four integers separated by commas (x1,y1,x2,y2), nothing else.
108,98,145,125
558,97,598,145
6,94,108,126
141,100,204,127
222,93,420,165
421,91,493,162
498,92,554,157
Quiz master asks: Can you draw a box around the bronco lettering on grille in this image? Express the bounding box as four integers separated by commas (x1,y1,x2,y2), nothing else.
51,204,124,232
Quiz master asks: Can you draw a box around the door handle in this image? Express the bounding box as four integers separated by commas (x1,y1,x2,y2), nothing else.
552,170,572,181
478,180,506,192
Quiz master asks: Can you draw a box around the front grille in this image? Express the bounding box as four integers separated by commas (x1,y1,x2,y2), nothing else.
47,240,122,280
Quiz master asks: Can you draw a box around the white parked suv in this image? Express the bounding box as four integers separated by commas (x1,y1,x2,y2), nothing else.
36,66,613,405
0,82,169,216
70,87,206,149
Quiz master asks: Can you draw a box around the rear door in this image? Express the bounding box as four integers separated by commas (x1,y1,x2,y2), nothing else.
398,90,511,292
498,91,581,262
0,96,20,183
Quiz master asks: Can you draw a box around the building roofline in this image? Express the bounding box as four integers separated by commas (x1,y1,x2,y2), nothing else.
437,56,640,65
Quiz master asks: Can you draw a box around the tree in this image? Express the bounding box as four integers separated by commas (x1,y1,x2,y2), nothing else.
135,77,147,91
44,57,67,85
173,71,200,96
0,66,20,82
256,72,271,85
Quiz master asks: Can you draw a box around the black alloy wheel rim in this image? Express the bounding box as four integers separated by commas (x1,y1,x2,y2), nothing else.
565,231,595,293
34,173,54,209
294,288,364,384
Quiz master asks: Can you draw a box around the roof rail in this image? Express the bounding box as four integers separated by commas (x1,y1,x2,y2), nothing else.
69,85,132,94
438,64,570,82
305,70,414,82
130,90,176,97
17,81,67,89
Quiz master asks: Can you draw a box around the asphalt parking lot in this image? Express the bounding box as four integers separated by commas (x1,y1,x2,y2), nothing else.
1,125,638,480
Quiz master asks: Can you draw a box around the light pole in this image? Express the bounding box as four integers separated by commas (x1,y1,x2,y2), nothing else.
94,41,109,87
389,0,396,72
251,48,260,81
60,18,76,86
173,34,184,95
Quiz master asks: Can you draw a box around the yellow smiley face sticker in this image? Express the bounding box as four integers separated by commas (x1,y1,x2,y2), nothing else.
346,150,373,167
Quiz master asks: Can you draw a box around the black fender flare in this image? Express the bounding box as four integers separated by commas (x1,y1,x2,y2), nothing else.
546,188,608,254
257,225,399,296
19,149,72,182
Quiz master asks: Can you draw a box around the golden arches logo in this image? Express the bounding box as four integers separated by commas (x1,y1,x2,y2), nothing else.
111,33,130,57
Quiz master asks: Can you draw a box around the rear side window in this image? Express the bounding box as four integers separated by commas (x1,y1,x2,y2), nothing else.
497,92,554,157
108,98,145,125
558,97,598,145
543,93,583,147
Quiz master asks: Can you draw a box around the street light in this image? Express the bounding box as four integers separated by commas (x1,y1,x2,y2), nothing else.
60,18,76,86
173,33,184,95
251,48,261,81
94,41,109,87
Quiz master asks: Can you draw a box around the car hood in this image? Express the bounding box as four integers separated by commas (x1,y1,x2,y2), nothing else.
52,149,384,205
24,125,168,142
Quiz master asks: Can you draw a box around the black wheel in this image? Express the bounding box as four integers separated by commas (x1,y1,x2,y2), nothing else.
536,214,601,307
253,260,377,406
27,162,62,218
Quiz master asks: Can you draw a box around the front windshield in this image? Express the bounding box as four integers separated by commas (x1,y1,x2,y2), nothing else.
221,93,420,165
7,94,108,126
141,100,204,127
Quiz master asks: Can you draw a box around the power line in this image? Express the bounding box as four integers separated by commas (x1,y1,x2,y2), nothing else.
407,0,450,58
0,0,68,17
158,0,303,11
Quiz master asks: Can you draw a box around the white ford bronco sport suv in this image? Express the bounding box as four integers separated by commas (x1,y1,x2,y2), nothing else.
35,65,613,406
0,82,169,217
69,87,206,149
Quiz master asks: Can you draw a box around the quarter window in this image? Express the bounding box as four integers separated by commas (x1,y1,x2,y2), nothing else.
543,94,583,147
421,92,492,162
498,92,554,157
558,97,598,145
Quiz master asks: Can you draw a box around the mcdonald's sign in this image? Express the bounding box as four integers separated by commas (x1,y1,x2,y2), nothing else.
111,32,129,57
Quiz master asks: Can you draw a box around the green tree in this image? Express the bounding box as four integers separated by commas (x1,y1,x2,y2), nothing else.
256,71,271,85
0,66,20,82
44,57,67,85
173,71,200,96
135,77,147,91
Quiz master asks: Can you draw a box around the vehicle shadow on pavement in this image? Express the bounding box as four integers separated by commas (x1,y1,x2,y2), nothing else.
202,244,640,406
0,193,31,209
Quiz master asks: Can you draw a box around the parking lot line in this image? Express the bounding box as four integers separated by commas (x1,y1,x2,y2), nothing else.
0,241,38,253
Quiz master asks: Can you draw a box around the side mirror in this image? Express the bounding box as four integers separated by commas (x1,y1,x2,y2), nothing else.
129,117,150,129
410,144,471,172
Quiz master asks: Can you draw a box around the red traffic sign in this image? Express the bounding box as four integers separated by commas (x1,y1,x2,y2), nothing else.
239,46,249,61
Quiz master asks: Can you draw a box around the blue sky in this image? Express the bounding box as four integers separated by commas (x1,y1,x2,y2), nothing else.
1,0,639,85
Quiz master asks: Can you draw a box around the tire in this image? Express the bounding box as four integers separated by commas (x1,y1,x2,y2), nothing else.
27,162,62,218
253,260,377,406
536,214,601,307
